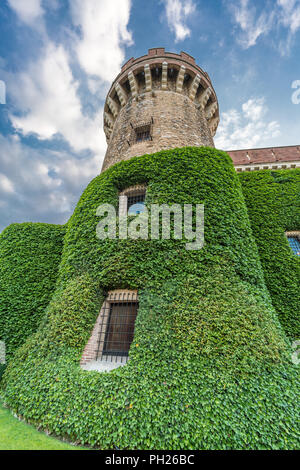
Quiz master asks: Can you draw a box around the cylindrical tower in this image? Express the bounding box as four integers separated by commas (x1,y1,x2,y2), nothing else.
101,48,219,171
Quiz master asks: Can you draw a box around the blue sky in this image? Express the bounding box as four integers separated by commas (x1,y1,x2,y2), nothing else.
0,0,300,231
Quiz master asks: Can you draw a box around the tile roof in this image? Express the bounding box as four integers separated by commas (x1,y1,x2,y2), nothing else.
228,145,300,166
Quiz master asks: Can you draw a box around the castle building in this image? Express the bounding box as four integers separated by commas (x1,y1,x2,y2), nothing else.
79,48,300,372
0,48,299,449
102,47,300,172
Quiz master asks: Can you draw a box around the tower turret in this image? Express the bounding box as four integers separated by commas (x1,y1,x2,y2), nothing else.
101,48,219,171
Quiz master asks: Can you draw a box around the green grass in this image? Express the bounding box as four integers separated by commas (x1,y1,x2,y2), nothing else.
0,403,82,450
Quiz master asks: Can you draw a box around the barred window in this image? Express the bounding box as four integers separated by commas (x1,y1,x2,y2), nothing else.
135,124,151,143
101,302,138,357
287,236,300,256
127,192,146,215
119,185,147,216
81,290,139,371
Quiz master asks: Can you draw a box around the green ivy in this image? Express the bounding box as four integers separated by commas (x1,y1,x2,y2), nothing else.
0,223,66,359
0,365,6,381
239,169,300,338
1,148,299,449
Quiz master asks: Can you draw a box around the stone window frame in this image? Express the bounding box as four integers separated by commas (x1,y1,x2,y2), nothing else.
285,231,300,256
129,119,154,145
135,123,152,143
80,290,139,367
119,184,147,217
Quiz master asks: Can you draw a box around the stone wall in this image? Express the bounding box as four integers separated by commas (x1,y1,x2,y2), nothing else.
101,48,219,172
102,90,214,171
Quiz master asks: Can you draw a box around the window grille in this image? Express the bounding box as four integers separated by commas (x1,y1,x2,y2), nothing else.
127,192,146,215
96,294,139,363
135,124,151,143
287,236,300,256
119,185,147,216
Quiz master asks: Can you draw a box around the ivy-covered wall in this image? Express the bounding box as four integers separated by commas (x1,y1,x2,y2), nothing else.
239,169,300,339
1,148,299,450
0,223,66,359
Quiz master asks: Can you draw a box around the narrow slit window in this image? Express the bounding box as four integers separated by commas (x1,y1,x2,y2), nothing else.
287,236,300,256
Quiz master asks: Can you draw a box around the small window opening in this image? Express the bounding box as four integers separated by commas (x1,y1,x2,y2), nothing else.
127,192,146,215
287,236,300,256
135,124,151,143
119,185,147,217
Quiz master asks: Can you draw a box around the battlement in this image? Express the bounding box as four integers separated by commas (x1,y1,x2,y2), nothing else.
120,48,204,74
102,49,219,171
103,48,219,141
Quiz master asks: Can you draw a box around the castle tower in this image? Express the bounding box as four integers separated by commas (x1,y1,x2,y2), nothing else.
1,47,299,450
101,48,219,171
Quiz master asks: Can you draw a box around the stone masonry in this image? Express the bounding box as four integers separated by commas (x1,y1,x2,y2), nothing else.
100,48,300,173
101,48,219,171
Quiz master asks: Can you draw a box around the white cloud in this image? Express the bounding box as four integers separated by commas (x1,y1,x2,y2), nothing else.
229,0,300,53
229,0,274,48
0,134,100,230
215,98,281,150
1,0,135,230
9,43,105,156
7,0,44,27
70,0,133,83
277,0,300,54
7,1,135,160
0,173,15,194
278,0,300,33
163,0,196,42
242,98,265,121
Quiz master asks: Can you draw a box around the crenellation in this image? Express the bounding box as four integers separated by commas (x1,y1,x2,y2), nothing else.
115,82,127,107
176,65,186,93
161,62,168,90
205,101,218,120
189,74,201,101
128,71,139,98
106,96,119,119
208,116,219,136
101,49,219,171
144,64,152,92
198,87,212,109
104,112,114,129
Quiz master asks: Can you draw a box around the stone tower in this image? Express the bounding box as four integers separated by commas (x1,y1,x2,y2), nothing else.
101,48,219,172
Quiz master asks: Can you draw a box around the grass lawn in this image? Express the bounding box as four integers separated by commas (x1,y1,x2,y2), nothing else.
0,403,83,450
